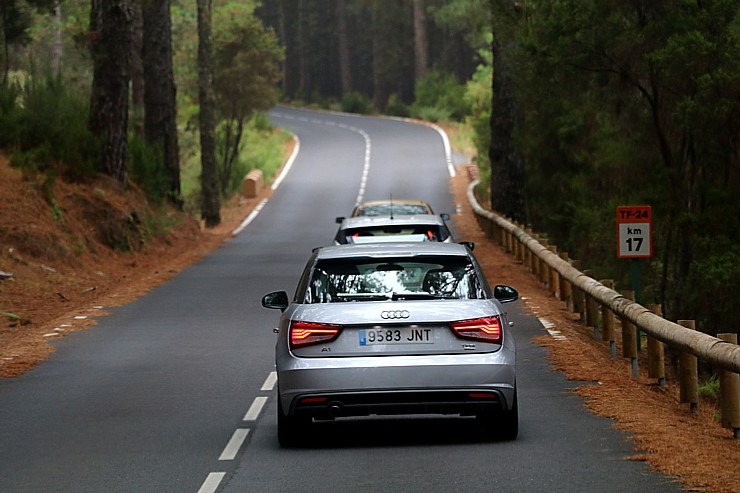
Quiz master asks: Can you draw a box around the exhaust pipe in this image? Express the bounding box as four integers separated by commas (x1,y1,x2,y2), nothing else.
328,402,343,417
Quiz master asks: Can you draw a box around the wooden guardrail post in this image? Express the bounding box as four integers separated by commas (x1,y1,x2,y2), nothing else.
646,304,666,387
539,239,549,286
548,245,559,297
531,234,540,278
586,301,600,340
600,279,616,359
559,252,573,310
717,333,740,439
582,270,599,338
571,260,585,319
516,227,524,262
677,320,699,414
621,290,638,378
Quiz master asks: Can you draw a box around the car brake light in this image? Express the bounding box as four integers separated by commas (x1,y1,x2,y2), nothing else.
450,316,503,343
290,320,341,348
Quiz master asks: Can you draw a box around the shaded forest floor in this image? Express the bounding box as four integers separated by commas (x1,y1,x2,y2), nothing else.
0,151,738,492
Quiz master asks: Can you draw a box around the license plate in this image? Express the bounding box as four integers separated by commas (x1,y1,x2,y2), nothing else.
359,327,434,345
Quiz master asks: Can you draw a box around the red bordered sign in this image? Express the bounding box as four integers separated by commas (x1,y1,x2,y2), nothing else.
616,206,653,258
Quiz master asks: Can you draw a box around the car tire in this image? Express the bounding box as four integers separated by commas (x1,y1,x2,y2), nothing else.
477,389,518,441
277,397,311,447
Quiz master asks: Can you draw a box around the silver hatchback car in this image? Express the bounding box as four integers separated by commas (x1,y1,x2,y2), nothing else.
262,242,519,446
333,214,454,244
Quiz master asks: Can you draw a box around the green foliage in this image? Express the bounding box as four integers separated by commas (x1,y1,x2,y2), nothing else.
498,0,740,333
384,94,410,118
180,113,289,213
2,76,99,181
212,3,283,120
411,70,468,122
128,136,170,204
698,375,720,400
341,91,372,115
464,50,492,170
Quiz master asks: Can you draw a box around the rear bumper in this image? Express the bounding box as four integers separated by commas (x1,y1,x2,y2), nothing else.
277,353,516,418
291,389,509,419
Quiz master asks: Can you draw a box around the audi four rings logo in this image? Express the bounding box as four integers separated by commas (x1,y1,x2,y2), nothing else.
380,310,410,319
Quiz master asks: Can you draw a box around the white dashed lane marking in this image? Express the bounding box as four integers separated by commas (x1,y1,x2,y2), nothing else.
261,371,277,391
197,472,225,493
243,396,268,421
218,428,250,461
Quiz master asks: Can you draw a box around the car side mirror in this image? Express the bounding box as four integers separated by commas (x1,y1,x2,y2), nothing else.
493,285,518,303
440,213,450,221
262,291,289,311
459,241,475,251
335,216,345,224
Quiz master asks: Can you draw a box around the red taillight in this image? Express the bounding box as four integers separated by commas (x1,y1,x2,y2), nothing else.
299,396,329,405
289,321,341,348
450,316,503,344
468,392,498,400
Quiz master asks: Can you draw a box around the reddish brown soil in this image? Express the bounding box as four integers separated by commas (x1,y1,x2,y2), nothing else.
0,155,737,492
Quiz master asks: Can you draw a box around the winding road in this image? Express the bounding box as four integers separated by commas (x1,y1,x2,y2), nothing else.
0,107,686,492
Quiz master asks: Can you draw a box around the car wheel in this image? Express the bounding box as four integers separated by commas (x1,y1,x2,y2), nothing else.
277,397,311,447
477,389,518,441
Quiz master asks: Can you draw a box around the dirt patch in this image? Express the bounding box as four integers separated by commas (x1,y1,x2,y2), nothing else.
0,154,737,492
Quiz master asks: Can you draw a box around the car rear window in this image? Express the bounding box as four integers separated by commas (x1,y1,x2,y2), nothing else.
356,204,431,216
335,225,450,244
304,256,487,303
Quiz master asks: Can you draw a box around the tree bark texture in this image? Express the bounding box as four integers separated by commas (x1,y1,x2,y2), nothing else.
142,0,181,203
371,0,389,111
197,0,220,227
89,0,133,186
336,0,352,97
413,0,429,82
489,34,525,223
130,1,144,135
51,0,63,77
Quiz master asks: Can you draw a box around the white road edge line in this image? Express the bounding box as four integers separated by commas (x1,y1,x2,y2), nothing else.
243,396,268,421
261,371,277,391
539,318,556,329
231,198,268,236
197,472,225,493
428,122,457,178
219,428,250,461
271,134,300,191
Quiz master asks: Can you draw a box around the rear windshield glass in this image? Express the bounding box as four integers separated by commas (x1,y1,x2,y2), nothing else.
356,204,430,216
304,256,486,303
335,225,450,244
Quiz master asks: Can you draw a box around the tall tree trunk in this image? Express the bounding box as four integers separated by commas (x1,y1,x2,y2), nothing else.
89,0,133,186
336,0,352,97
142,0,181,204
412,0,429,82
489,34,525,222
130,1,144,136
51,0,63,77
297,0,311,99
197,0,220,227
371,0,388,111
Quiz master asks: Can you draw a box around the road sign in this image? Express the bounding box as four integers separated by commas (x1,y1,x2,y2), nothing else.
616,205,652,258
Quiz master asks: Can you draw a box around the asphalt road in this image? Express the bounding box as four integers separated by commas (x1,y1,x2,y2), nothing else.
0,107,686,493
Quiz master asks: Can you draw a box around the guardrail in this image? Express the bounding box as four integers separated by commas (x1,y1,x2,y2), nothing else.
466,179,740,438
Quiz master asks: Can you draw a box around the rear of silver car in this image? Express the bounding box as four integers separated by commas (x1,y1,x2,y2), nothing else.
262,243,518,446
